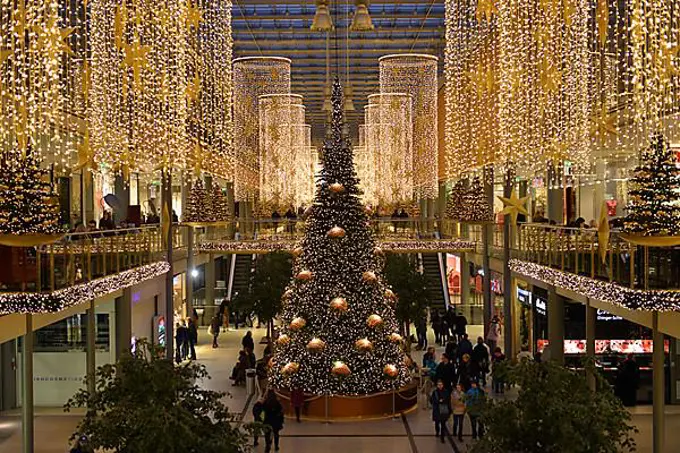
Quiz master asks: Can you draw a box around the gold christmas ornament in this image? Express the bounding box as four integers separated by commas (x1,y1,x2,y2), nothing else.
373,247,384,256
367,314,384,328
388,333,403,343
282,289,294,300
306,338,326,352
296,270,313,281
281,362,300,376
292,246,304,257
362,271,378,283
355,338,374,352
289,317,307,331
329,182,346,193
331,361,351,377
276,334,291,345
384,289,396,301
329,297,349,312
384,364,399,378
327,226,346,238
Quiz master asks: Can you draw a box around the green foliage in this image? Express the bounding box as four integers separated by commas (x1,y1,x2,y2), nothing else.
64,340,248,453
233,251,293,328
384,254,431,326
471,361,637,453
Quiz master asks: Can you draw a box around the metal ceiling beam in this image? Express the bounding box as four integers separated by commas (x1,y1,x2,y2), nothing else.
233,14,443,20
232,27,444,35
234,38,441,45
233,48,441,55
237,0,442,4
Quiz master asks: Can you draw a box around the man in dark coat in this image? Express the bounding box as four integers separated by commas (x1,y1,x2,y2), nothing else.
242,330,255,351
457,333,474,360
434,353,457,390
187,318,198,360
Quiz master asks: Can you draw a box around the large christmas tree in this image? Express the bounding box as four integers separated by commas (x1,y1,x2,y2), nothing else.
624,133,680,236
269,80,411,395
0,148,61,236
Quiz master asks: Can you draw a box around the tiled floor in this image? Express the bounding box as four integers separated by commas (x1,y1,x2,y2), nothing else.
1,326,679,452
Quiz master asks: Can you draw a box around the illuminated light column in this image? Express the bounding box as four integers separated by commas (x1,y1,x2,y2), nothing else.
367,93,413,206
233,57,291,202
362,103,381,206
89,0,190,176
258,93,303,211
354,124,373,205
296,124,316,207
379,54,438,200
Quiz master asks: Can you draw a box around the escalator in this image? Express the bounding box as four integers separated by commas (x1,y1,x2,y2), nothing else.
421,253,449,311
228,254,254,301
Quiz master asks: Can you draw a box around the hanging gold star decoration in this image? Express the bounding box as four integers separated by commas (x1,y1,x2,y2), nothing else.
597,201,610,264
191,142,204,176
82,60,92,102
589,105,618,143
12,0,28,39
185,71,201,103
659,41,680,82
562,0,576,27
475,0,498,23
76,132,96,171
123,36,151,92
32,20,75,59
498,189,530,226
539,57,562,93
114,4,127,50
596,0,609,48
186,0,202,30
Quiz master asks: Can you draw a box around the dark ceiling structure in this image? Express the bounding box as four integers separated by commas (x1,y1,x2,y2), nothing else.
232,0,445,139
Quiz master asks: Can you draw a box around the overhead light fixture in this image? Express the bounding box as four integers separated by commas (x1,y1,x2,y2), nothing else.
311,0,334,32
322,83,332,112
350,0,374,31
344,84,356,112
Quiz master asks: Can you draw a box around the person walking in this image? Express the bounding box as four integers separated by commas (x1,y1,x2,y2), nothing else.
616,353,640,407
434,354,456,390
465,380,486,440
416,313,428,350
242,330,255,352
430,380,452,443
431,310,442,345
457,333,473,360
291,387,305,422
210,315,221,348
263,390,285,452
455,312,468,343
187,318,198,360
451,383,466,442
491,347,506,394
252,397,265,447
486,316,501,352
175,322,188,363
458,354,475,390
471,337,490,386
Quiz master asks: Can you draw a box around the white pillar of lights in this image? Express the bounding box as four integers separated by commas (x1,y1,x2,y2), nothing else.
297,124,315,207
363,103,381,206
233,57,292,202
258,94,304,210
367,93,413,206
379,54,439,201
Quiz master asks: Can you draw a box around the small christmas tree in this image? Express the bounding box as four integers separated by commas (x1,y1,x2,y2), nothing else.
624,133,680,236
269,79,411,395
184,179,210,223
446,179,467,220
460,176,494,223
210,183,229,222
0,148,62,237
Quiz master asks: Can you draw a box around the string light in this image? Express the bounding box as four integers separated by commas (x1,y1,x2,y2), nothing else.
233,57,291,201
379,54,439,199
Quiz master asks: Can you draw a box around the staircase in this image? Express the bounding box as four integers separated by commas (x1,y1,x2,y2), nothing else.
228,254,254,301
421,253,448,311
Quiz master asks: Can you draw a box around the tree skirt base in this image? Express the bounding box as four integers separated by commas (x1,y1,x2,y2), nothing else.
276,382,418,421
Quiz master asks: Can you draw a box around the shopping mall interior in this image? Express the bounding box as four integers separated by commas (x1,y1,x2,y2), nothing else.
1,0,680,452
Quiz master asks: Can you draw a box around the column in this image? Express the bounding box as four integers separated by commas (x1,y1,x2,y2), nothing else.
22,314,34,453
226,182,235,239
585,298,596,390
186,227,194,318
460,253,470,308
438,182,447,234
426,198,436,233
86,300,96,396
547,287,564,365
115,289,132,360
205,255,216,307
482,166,493,338
162,171,174,360
502,172,513,356
419,198,428,234
652,311,665,453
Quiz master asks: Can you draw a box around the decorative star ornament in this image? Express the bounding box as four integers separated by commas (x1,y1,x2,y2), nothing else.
590,105,618,143
12,0,28,39
192,142,203,177
114,4,127,49
498,189,530,226
186,0,203,30
563,0,576,27
596,0,609,48
76,132,95,171
82,60,92,102
185,71,201,103
539,57,562,93
123,37,151,92
475,0,498,23
597,201,610,264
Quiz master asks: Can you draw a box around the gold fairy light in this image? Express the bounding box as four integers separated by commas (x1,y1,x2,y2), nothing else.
233,56,291,201
379,54,439,199
258,94,303,210
362,104,381,206
296,124,316,207
354,124,374,205
0,0,77,168
367,93,414,206
89,0,191,175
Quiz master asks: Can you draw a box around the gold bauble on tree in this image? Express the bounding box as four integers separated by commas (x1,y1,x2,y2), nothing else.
329,297,348,312
327,226,346,238
384,289,396,301
388,332,403,343
362,271,378,283
329,182,346,193
384,364,399,378
277,334,291,345
282,289,294,301
281,362,300,376
289,317,307,331
331,361,351,377
374,247,384,256
355,338,374,352
367,314,384,328
306,338,326,352
296,270,313,281
292,246,304,257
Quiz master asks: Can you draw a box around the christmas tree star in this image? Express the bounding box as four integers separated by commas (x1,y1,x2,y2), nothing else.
498,189,530,226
